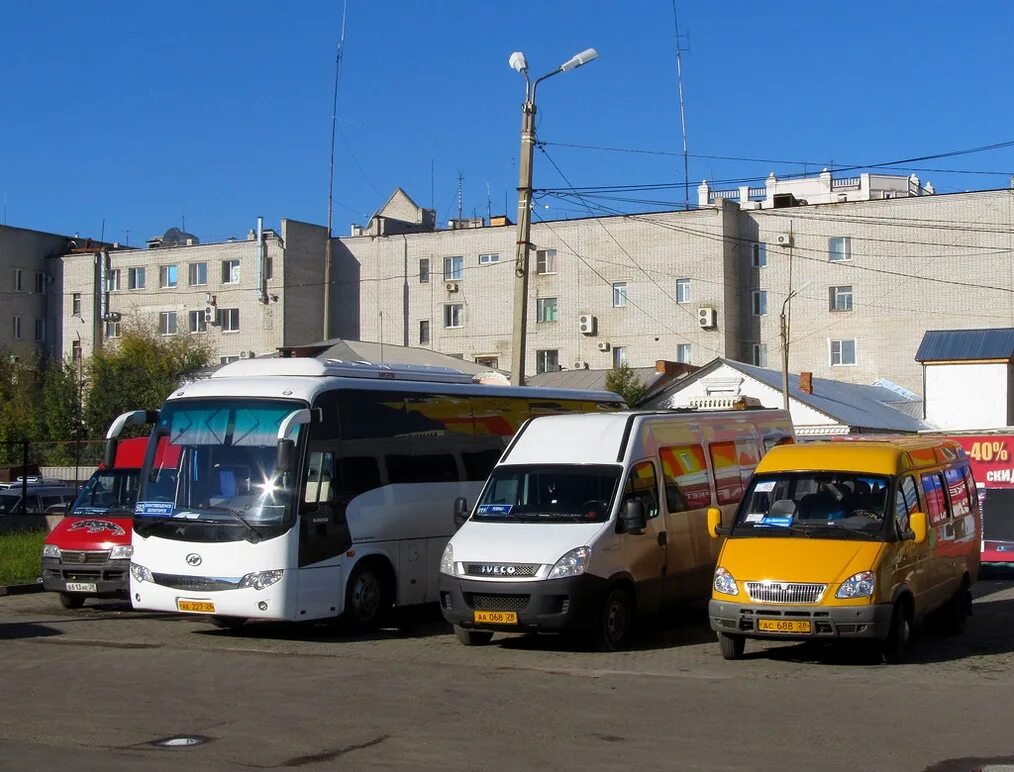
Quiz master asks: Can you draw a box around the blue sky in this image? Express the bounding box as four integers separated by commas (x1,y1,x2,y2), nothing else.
4,1,1013,244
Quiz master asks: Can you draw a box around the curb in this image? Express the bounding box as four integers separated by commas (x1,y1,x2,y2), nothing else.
0,580,44,597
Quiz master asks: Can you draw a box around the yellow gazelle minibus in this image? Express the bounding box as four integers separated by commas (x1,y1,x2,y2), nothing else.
707,437,980,663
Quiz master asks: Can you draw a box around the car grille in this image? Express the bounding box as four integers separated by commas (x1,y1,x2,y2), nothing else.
746,582,826,604
466,593,530,612
462,563,539,578
151,573,240,592
59,550,110,564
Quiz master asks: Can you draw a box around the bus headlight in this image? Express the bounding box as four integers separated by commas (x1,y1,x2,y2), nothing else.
836,571,875,599
238,569,284,591
549,547,590,579
109,545,133,560
439,542,455,575
713,567,738,596
42,544,60,559
130,562,152,583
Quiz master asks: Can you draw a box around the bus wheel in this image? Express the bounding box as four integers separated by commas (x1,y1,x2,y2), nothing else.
591,587,634,652
59,593,85,610
881,601,911,664
210,616,246,631
454,626,494,646
344,561,392,630
718,632,746,660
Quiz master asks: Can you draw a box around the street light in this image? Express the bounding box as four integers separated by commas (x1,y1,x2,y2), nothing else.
508,47,598,386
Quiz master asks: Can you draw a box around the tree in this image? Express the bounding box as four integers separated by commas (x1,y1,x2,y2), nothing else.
605,362,647,407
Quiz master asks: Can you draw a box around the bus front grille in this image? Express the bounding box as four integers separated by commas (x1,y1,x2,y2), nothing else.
151,573,240,592
462,563,539,578
745,582,826,604
466,593,530,612
59,550,110,564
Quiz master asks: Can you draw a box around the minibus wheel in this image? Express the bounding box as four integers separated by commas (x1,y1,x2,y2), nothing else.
934,587,970,636
718,632,745,660
58,593,84,610
454,626,494,646
592,587,633,652
881,601,911,664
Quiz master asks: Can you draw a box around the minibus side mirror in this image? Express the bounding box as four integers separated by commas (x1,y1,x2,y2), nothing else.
908,511,928,544
453,497,470,530
103,439,118,469
707,507,728,538
621,498,646,535
276,439,296,474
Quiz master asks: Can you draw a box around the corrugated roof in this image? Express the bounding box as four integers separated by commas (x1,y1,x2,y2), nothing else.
915,328,1014,363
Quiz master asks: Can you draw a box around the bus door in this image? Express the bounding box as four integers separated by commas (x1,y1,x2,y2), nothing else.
297,448,352,616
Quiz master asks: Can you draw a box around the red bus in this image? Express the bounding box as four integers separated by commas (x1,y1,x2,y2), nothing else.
943,432,1014,564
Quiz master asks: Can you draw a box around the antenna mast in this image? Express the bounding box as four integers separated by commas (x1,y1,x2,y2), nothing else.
672,0,691,210
323,0,348,340
456,170,464,224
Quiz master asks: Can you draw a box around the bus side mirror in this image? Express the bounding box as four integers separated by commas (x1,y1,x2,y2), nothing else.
707,507,727,538
276,439,296,474
453,497,469,530
103,439,118,469
909,511,928,544
621,498,646,535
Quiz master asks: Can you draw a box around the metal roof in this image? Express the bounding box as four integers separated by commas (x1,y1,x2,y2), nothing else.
915,328,1014,363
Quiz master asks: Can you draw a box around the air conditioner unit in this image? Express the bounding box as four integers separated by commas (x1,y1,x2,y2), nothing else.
445,281,460,292
775,232,793,247
698,307,717,329
578,314,596,335
204,305,218,324
239,350,255,360
596,341,611,352
572,360,589,370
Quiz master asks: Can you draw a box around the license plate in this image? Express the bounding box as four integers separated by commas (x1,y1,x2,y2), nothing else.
65,582,96,593
757,618,812,634
473,610,517,625
176,599,216,614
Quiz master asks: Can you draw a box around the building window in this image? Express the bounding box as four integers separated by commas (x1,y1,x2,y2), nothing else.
71,339,81,361
612,282,629,307
34,319,45,341
14,269,23,292
444,303,463,328
830,339,857,366
829,285,853,312
72,293,81,316
752,289,768,316
105,319,120,338
612,346,627,368
479,253,500,265
829,237,852,262
475,355,499,368
536,297,558,323
128,267,145,290
160,265,178,288
443,256,463,281
222,260,240,284
188,262,207,286
752,343,768,367
34,272,46,293
419,258,430,283
188,310,207,334
536,349,559,374
221,308,240,332
12,316,22,339
675,278,691,304
419,319,430,344
107,269,121,292
676,343,691,363
158,311,177,335
752,243,768,268
265,258,273,280
535,248,557,274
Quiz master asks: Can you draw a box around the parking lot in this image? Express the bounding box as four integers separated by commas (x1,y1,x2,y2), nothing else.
3,576,1014,771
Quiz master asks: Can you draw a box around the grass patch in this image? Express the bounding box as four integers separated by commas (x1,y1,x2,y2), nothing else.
0,530,45,585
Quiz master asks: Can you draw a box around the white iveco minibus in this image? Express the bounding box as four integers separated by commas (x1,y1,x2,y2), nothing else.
108,358,623,628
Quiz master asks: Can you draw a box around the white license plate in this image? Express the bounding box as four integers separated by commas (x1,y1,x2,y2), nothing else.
65,582,96,593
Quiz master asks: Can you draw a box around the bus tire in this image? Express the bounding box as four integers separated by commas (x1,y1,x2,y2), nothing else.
343,560,393,631
454,626,494,646
59,593,85,610
210,616,246,631
718,632,746,660
591,586,634,652
881,600,911,664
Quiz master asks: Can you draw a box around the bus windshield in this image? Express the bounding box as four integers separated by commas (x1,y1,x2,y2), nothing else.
473,464,622,523
71,468,140,515
135,398,305,537
731,472,891,540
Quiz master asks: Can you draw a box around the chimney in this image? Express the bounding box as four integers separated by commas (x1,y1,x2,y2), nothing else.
800,371,813,394
656,359,678,376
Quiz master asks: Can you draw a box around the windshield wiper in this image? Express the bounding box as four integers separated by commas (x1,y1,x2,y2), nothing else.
183,505,264,543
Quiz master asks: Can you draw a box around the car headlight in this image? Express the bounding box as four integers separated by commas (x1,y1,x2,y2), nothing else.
42,544,60,559
238,569,284,591
130,562,152,583
713,567,738,596
439,542,455,575
836,570,875,599
548,546,591,579
109,545,133,560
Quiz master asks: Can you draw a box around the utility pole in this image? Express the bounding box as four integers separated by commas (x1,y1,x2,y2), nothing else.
780,221,796,411
323,2,347,341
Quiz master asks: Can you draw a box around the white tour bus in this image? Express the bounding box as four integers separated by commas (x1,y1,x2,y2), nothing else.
108,358,623,628
439,403,793,650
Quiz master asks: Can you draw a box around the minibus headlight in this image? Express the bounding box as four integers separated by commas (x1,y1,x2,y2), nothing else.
713,567,738,596
42,544,60,559
836,571,875,599
439,542,455,575
238,570,284,591
548,546,591,579
109,545,133,560
130,562,152,583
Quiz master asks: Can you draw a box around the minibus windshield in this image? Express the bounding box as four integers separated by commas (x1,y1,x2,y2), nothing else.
732,472,891,539
473,464,622,523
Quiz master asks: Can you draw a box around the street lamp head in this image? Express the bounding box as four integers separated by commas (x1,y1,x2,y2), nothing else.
559,47,598,72
508,51,528,74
